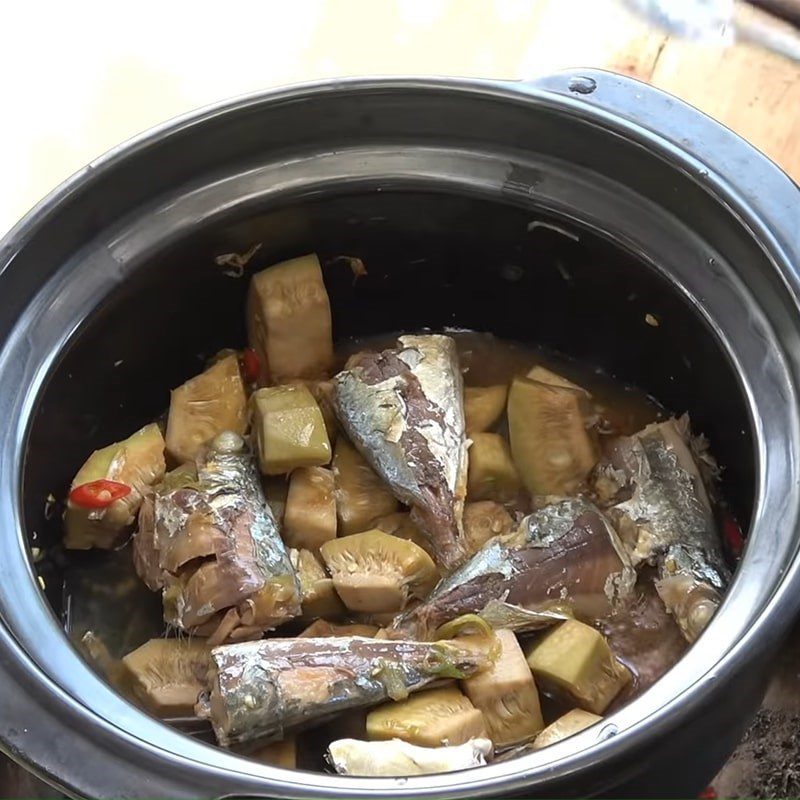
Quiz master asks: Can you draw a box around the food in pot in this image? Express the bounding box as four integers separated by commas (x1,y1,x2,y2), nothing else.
507,368,597,497
282,466,337,551
463,384,507,434
133,431,300,641
196,636,493,746
59,251,738,777
366,685,488,748
320,530,438,614
327,737,493,776
64,422,165,549
246,253,334,384
251,384,332,475
332,437,399,535
333,334,469,570
165,354,248,464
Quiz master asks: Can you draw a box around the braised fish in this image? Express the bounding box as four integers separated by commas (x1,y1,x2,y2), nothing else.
392,497,635,639
196,635,493,746
133,431,301,642
332,334,469,569
595,417,729,642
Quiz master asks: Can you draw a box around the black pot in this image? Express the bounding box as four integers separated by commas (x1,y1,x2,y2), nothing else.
0,72,799,799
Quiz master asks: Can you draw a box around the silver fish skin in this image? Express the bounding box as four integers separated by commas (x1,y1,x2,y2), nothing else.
600,417,730,642
196,635,491,747
332,334,469,570
133,431,301,639
391,497,634,639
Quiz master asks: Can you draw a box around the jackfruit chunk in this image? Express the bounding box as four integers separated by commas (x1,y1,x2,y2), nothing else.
320,530,438,614
290,548,345,620
65,422,166,550
464,385,508,434
367,686,488,748
298,619,379,638
524,620,630,714
328,737,493,776
507,370,597,497
251,384,331,475
373,512,437,559
462,501,515,555
462,630,543,747
246,738,297,768
333,438,398,535
533,709,602,750
467,433,521,503
283,466,337,551
165,354,247,464
246,253,334,384
121,638,209,717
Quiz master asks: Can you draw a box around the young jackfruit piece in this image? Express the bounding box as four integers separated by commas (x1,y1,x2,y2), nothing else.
251,384,332,475
333,438,398,535
283,466,337,551
165,354,247,464
507,370,597,497
298,619,379,638
64,423,166,550
462,501,515,555
467,433,521,503
373,512,437,559
461,630,544,747
328,737,493,776
290,548,345,620
246,253,334,384
464,385,508,434
246,738,297,768
532,709,603,750
524,620,630,714
263,477,289,525
121,638,210,717
320,530,438,614
366,686,488,748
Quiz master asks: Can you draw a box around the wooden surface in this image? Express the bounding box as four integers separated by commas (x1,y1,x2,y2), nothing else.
532,1,800,184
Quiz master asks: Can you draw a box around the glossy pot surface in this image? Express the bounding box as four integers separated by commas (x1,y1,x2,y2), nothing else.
0,72,799,799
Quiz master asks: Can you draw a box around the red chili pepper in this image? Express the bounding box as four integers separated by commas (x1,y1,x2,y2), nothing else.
698,786,717,799
722,512,744,558
69,479,131,509
242,348,260,383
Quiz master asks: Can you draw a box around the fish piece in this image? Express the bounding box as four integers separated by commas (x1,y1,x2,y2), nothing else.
132,431,301,640
598,417,729,641
327,737,493,776
196,635,493,746
392,497,635,640
333,334,469,569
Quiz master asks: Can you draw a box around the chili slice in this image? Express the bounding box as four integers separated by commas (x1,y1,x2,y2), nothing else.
242,348,260,383
69,479,131,509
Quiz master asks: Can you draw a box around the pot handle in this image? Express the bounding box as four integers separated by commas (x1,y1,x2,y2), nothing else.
517,69,799,266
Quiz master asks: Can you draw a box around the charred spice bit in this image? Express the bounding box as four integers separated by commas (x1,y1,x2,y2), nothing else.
69,479,132,509
722,512,744,559
698,786,717,799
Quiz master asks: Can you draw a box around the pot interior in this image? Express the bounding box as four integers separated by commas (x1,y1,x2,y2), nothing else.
23,188,754,699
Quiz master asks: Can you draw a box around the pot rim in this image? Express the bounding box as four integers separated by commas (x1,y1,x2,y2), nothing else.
1,72,799,798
